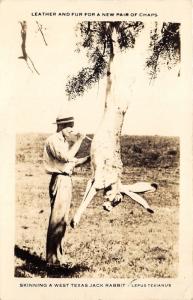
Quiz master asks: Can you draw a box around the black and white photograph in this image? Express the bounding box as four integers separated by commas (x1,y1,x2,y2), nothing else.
0,1,192,299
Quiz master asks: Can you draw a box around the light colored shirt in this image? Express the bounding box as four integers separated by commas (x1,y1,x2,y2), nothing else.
44,130,77,175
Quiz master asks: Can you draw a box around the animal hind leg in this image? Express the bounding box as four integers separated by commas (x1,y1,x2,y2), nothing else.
70,179,97,228
120,184,154,213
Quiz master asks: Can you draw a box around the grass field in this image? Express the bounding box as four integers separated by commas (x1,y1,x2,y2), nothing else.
15,133,179,278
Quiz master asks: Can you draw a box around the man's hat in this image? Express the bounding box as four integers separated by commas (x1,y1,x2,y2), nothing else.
53,113,74,125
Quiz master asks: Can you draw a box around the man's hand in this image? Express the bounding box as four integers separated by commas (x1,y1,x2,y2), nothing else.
75,132,86,140
62,128,85,143
65,156,90,175
62,128,87,161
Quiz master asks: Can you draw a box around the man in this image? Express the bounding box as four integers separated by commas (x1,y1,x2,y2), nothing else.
44,114,89,265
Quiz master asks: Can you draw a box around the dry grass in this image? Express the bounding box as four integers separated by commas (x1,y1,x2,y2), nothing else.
15,133,179,278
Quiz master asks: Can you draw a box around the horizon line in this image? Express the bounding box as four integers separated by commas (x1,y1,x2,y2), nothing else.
15,131,180,138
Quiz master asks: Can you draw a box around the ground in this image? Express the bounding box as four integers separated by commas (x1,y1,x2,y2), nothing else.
15,134,179,278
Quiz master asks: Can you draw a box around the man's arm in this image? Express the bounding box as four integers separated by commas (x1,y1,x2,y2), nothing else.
66,135,85,161
74,155,90,167
47,132,85,162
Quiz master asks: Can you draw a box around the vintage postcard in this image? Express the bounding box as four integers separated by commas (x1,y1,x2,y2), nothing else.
0,0,192,299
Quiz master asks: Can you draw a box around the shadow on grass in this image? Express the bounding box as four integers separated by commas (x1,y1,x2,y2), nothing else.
14,245,89,278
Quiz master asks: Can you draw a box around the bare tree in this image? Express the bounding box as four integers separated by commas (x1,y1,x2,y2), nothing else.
18,21,40,75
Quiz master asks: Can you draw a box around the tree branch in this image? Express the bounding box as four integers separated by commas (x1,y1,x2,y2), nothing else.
36,21,48,46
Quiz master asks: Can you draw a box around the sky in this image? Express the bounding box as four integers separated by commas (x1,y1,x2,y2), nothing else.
0,5,188,136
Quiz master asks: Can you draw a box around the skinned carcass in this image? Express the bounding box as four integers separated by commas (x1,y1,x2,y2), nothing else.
70,90,157,228
70,99,157,228
70,27,157,228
